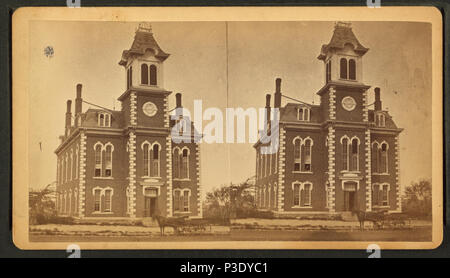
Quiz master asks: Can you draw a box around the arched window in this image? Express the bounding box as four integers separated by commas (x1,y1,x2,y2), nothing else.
99,114,104,126
271,184,276,209
372,142,379,173
94,144,102,177
65,153,69,182
262,185,266,208
351,138,359,171
342,137,349,171
62,191,66,213
128,66,133,88
293,183,300,206
293,138,301,171
376,113,386,127
150,65,157,85
61,158,65,184
173,190,181,212
74,189,78,214
173,189,190,212
326,60,331,83
104,189,112,212
173,147,180,179
255,153,259,180
93,188,101,212
151,144,160,177
273,183,278,208
303,139,312,171
349,59,356,80
69,150,73,181
298,108,304,121
75,146,79,179
340,58,348,79
105,144,113,177
141,64,149,84
143,143,150,176
292,182,313,207
68,189,72,214
372,183,390,207
98,113,111,127
275,149,278,174
380,143,388,174
269,153,272,175
297,107,310,121
181,148,189,179
127,68,130,89
301,183,312,207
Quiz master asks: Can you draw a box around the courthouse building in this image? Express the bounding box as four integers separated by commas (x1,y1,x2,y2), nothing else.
254,22,403,215
55,23,202,219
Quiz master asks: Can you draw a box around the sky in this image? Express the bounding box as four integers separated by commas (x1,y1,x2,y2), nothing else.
28,21,432,197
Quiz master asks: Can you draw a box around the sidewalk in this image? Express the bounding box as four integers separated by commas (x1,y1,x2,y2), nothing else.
231,218,432,231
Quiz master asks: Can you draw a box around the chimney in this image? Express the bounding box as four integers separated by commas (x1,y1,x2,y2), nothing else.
266,94,271,135
274,78,282,108
75,84,82,115
175,93,183,117
374,87,382,111
65,100,72,136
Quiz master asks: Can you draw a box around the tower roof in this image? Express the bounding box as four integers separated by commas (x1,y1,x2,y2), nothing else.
119,22,170,66
317,22,369,60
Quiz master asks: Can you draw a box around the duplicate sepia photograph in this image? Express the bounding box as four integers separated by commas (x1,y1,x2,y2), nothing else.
12,7,443,250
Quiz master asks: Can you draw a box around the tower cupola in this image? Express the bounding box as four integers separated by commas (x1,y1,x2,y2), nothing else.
119,22,170,90
318,22,368,85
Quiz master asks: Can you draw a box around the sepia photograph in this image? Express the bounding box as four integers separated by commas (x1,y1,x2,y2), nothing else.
12,6,443,250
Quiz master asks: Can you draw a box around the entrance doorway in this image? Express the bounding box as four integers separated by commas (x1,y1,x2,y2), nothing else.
144,197,157,217
344,191,356,211
343,181,358,211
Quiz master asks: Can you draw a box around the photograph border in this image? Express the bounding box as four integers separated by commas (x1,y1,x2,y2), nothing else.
11,6,443,250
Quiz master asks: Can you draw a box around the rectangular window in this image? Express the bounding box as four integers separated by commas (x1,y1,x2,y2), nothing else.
294,162,301,172
94,189,101,212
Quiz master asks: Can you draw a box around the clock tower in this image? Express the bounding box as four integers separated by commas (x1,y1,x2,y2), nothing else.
118,22,173,218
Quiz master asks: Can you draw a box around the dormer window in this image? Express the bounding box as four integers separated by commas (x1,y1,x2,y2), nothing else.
98,112,111,127
140,63,158,86
375,112,386,127
297,107,310,121
340,58,356,81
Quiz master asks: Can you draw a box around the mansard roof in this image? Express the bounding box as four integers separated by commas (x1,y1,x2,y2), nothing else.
318,22,369,60
368,110,399,130
280,103,322,123
119,23,170,66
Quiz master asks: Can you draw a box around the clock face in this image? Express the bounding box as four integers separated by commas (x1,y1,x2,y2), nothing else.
142,101,157,117
341,96,356,111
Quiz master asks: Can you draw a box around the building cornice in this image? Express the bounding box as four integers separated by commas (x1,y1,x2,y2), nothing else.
117,87,172,101
54,129,81,154
316,81,371,96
